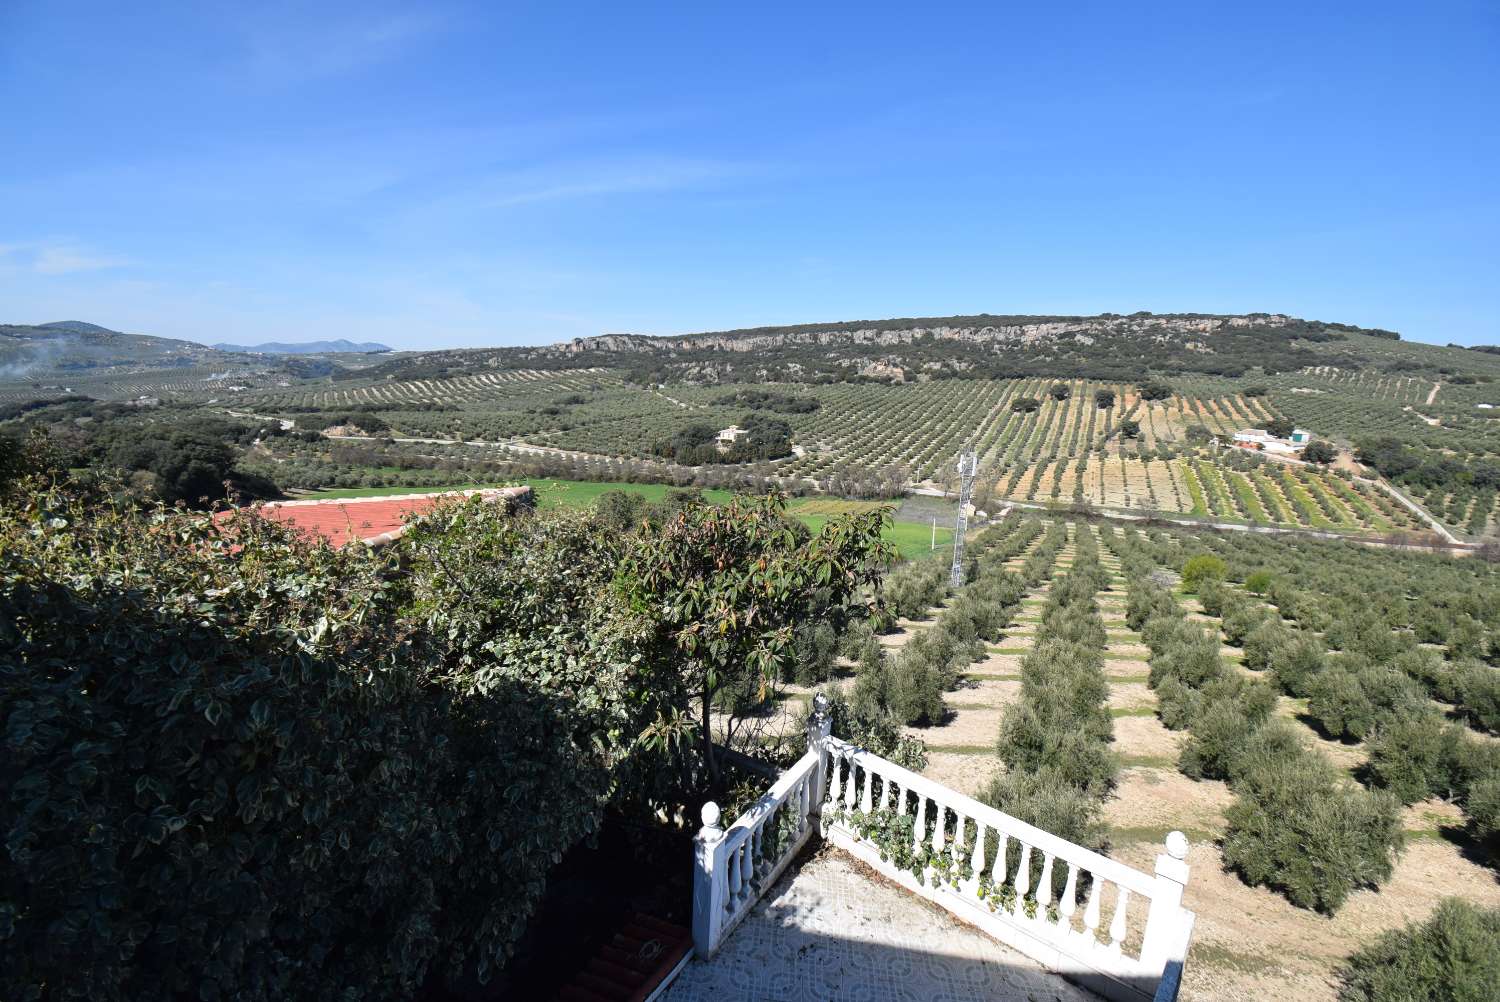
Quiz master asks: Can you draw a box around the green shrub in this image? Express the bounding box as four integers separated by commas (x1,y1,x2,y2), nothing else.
1224,720,1308,788
1223,757,1404,914
1242,619,1292,672
1181,554,1227,594
1195,578,1228,616
1179,700,1262,781
1307,666,1378,741
0,491,648,1001
1457,743,1500,841
981,768,1108,853
886,645,948,726
1154,675,1198,730
1270,634,1327,698
1244,570,1275,595
1454,660,1500,733
816,685,928,771
1364,713,1463,804
1337,898,1500,1002
1221,602,1270,647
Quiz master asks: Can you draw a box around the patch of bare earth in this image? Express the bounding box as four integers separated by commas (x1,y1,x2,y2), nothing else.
1111,837,1500,1002
921,752,1000,798
1112,713,1187,760
1105,768,1232,840
1107,682,1155,711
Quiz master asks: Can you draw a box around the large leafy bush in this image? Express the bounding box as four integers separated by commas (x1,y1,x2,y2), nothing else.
0,488,656,1001
3,485,886,1001
1338,898,1500,1002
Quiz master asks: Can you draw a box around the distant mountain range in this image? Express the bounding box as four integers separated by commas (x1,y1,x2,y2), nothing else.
212,340,391,355
0,321,237,379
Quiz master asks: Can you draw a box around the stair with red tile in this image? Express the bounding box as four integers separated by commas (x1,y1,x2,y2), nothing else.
554,913,692,1002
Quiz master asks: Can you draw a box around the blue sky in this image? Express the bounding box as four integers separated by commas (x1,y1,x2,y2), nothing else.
1,2,1496,349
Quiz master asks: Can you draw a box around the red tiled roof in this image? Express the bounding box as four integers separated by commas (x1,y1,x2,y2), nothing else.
220,487,532,547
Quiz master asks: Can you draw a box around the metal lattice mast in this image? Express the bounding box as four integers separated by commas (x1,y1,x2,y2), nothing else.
949,450,978,587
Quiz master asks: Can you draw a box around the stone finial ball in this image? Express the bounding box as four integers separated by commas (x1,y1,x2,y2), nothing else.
812,692,830,718
701,802,722,828
1165,830,1189,860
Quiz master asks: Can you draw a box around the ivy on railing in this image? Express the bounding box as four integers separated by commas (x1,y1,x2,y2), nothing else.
823,804,1044,920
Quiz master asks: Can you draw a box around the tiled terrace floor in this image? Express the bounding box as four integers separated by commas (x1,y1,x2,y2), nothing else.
663,847,1097,1002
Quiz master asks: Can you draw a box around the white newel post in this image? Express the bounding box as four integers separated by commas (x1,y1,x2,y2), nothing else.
806,692,832,814
1141,830,1192,997
691,802,726,958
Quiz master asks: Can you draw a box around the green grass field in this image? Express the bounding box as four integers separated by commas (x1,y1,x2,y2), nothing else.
297,479,952,560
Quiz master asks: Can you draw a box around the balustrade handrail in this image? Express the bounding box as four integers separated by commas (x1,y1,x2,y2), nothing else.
721,746,819,849
822,736,1156,898
690,703,1194,1002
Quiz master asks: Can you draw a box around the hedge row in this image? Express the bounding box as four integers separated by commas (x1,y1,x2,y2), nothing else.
854,516,1045,727
985,524,1117,851
1105,526,1404,914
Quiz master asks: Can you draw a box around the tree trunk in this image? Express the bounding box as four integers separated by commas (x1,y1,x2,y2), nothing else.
701,675,720,786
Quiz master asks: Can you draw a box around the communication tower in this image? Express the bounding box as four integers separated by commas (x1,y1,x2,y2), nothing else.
949,450,978,587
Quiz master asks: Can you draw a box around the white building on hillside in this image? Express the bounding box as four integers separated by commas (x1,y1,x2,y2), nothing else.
1232,427,1312,455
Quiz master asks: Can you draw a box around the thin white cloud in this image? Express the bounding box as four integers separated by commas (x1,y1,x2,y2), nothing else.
0,241,130,275
448,156,755,212
240,8,446,86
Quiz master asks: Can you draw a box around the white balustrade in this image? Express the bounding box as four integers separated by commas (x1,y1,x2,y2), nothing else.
692,701,1195,1002
816,735,1195,1002
691,744,822,960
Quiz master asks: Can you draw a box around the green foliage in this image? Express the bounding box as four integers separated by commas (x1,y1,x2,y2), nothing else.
1242,619,1291,672
619,493,890,773
1302,439,1337,464
1337,898,1500,1002
1180,553,1227,593
1222,757,1404,914
1048,382,1071,400
1094,388,1116,408
1244,569,1275,595
0,488,652,1001
1010,396,1041,413
1265,416,1296,438
1119,418,1141,439
1139,381,1175,401
981,769,1108,853
814,686,928,771
1270,633,1327,698
1364,712,1463,804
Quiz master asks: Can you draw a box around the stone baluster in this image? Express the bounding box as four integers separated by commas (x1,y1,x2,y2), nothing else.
991,832,1008,893
894,779,907,815
930,804,946,867
751,812,766,882
860,762,874,813
913,796,928,851
1083,872,1103,945
968,822,987,896
1108,886,1131,955
1035,851,1054,920
880,772,893,812
691,802,726,958
1012,843,1031,920
825,748,842,808
843,756,857,811
730,838,748,910
1058,862,1079,934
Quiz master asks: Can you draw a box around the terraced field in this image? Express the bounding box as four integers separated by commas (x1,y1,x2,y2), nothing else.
11,357,1492,539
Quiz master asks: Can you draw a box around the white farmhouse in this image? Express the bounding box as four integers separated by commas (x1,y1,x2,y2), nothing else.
716,425,749,449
